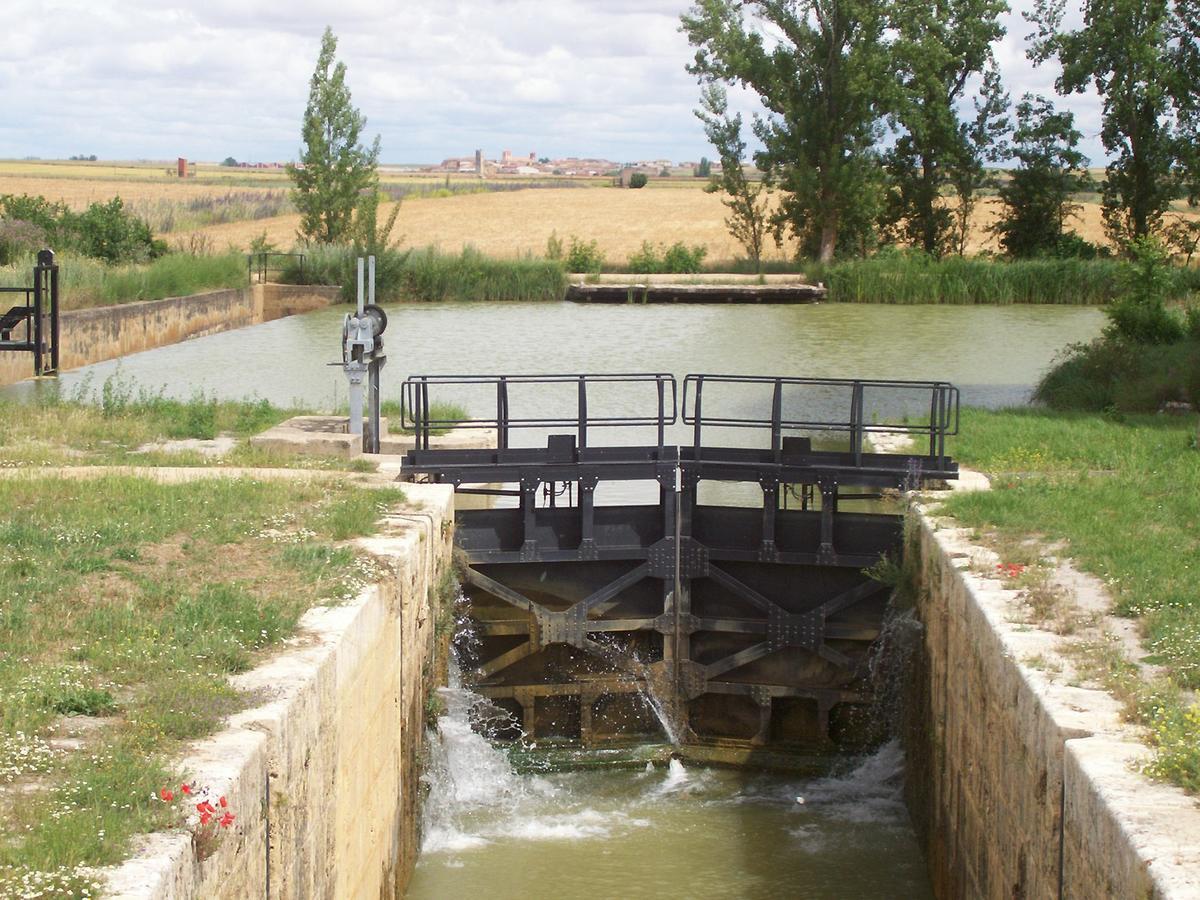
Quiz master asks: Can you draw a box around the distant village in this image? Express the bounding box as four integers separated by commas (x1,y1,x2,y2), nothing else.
425,149,724,179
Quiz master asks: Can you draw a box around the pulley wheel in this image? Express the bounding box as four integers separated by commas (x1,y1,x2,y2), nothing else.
362,303,388,337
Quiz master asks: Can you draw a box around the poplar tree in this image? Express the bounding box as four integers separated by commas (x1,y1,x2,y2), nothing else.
696,84,772,271
881,0,1008,257
288,27,381,244
682,0,892,262
1029,0,1188,246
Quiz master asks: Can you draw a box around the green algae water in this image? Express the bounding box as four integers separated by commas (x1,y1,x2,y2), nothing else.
4,301,1103,412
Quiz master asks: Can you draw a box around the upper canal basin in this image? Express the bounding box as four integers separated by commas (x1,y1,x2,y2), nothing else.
4,299,1103,417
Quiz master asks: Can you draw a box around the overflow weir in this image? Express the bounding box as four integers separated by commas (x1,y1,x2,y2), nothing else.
400,372,958,761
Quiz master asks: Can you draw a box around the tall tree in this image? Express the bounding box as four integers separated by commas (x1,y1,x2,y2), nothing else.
948,64,1011,256
696,84,772,271
681,0,892,262
991,94,1091,257
881,0,1008,257
1030,0,1186,246
287,27,381,244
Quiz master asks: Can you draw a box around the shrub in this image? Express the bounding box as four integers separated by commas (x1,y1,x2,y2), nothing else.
662,241,707,273
565,236,604,274
544,231,564,261
629,173,648,189
0,193,165,263
627,241,661,274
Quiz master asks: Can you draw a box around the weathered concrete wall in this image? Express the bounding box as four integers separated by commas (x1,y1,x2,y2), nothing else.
0,283,342,388
259,283,341,322
906,503,1200,899
103,483,455,899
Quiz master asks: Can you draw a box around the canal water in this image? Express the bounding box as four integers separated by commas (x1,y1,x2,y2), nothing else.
4,300,1103,897
5,301,1103,415
409,659,933,900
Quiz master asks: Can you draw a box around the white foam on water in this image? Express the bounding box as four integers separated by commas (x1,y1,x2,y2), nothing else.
792,740,908,826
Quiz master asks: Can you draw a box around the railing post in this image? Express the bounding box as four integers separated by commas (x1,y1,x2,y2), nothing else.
851,381,864,467
656,376,665,450
421,378,431,451
692,375,704,458
770,378,783,461
498,377,510,450
577,375,587,449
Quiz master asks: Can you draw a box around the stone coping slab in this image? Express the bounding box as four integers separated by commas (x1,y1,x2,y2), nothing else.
250,415,497,460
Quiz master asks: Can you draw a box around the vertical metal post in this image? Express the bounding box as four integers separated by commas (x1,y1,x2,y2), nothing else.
49,260,59,374
31,259,44,377
421,379,431,451
347,258,365,441
692,376,704,458
770,378,783,461
656,376,665,450
498,377,510,451
577,375,587,449
851,381,864,467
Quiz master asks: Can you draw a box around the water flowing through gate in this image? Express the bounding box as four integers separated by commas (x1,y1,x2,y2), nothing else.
400,372,958,759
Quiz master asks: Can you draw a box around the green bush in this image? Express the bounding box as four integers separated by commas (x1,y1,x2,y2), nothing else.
627,241,708,274
565,236,605,274
629,173,648,189
0,193,165,263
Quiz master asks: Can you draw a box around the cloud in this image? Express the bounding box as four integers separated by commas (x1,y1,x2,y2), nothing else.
0,0,1104,164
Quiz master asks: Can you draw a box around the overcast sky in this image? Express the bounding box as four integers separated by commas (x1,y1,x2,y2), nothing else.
0,0,1103,165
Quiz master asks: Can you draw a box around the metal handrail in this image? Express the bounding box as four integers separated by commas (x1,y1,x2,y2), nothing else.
246,251,305,284
682,373,960,467
401,373,679,451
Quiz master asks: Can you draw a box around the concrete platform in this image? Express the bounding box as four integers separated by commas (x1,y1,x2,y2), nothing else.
249,415,496,460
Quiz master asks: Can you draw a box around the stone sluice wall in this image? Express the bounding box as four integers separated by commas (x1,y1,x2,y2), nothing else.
103,484,454,899
905,502,1200,899
0,283,340,388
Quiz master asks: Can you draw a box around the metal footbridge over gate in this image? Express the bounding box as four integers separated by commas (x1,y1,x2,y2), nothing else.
400,372,958,756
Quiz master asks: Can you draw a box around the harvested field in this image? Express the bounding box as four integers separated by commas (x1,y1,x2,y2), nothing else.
5,160,1199,264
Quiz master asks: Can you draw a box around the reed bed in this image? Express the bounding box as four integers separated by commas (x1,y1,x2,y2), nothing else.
0,251,246,310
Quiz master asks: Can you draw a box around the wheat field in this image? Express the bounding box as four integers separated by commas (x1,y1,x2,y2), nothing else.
3,160,1197,263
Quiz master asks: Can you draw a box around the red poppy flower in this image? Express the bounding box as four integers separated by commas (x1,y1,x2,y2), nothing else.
219,812,236,828
180,784,192,795
219,796,228,808
160,788,174,802
200,811,213,826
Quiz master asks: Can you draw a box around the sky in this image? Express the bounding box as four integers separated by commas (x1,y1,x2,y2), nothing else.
0,0,1104,166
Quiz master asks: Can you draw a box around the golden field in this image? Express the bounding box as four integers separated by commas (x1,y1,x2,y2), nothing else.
3,159,1197,264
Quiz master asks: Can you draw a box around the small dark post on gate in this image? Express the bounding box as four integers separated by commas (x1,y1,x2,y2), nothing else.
0,249,60,377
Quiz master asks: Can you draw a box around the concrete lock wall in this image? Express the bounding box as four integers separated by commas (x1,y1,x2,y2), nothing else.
0,284,341,388
103,483,455,899
905,503,1200,900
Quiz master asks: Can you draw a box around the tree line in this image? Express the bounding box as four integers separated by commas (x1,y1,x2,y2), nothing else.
682,0,1200,265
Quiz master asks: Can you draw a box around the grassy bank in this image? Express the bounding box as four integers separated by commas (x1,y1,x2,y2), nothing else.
806,254,1200,305
0,382,380,472
282,245,567,303
942,407,1200,790
0,391,410,892
0,251,246,310
0,473,405,893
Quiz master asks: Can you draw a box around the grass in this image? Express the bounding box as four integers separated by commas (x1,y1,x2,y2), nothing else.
806,254,1200,305
0,377,375,472
940,406,1200,790
284,245,567,303
0,473,405,887
0,251,246,310
380,400,469,435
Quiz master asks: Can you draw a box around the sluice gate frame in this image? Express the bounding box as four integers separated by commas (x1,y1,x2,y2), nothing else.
400,373,958,753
